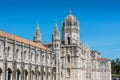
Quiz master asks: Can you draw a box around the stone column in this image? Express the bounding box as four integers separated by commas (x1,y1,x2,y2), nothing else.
16,71,17,80
6,71,8,80
19,74,21,80
11,74,13,80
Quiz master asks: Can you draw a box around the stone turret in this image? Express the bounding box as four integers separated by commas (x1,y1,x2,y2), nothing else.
52,23,61,80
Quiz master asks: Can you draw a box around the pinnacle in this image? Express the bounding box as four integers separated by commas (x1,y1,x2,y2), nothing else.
53,23,59,34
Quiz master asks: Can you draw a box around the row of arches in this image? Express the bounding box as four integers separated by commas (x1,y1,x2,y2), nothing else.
6,46,51,64
0,68,53,80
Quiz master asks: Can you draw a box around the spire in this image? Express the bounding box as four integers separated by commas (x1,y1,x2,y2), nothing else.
36,21,40,33
33,22,41,43
53,22,59,35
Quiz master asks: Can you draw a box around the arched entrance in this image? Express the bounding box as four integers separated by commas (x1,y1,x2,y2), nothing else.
16,69,20,80
7,68,12,80
24,70,28,80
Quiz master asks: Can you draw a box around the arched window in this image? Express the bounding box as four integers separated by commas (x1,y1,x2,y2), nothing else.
42,54,45,62
24,51,26,60
68,37,70,45
67,55,70,63
16,49,19,59
31,52,33,61
7,47,11,57
36,54,39,63
8,68,12,80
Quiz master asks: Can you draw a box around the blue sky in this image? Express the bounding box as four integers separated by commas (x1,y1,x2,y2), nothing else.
0,0,120,59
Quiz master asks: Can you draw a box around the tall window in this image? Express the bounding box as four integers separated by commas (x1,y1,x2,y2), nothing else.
68,37,70,45
31,52,33,61
36,54,39,63
24,51,26,60
7,47,11,57
67,55,70,63
16,49,19,59
47,55,50,64
42,55,45,63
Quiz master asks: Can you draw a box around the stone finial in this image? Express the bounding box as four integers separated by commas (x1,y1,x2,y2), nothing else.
53,22,59,35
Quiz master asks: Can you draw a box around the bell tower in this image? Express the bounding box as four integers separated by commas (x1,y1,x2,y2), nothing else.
62,10,80,45
61,10,81,80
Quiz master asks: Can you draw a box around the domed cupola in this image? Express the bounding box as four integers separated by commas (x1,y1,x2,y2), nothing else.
63,10,79,27
62,10,80,45
62,10,80,32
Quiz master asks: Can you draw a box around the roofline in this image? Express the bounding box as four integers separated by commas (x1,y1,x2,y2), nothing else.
0,30,46,50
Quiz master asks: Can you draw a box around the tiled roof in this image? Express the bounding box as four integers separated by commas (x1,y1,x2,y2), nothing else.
97,57,110,61
0,31,46,50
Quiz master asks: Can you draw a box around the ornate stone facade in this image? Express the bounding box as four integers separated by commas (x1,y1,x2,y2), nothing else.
0,11,111,80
